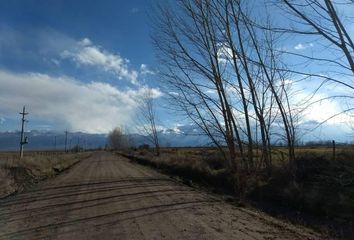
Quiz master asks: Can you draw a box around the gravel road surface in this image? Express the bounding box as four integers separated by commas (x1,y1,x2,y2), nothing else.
0,152,323,239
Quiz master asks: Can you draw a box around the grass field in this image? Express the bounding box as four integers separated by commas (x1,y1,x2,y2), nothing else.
0,151,92,198
130,145,354,169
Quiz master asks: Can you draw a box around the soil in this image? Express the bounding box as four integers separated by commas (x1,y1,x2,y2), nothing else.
0,152,325,239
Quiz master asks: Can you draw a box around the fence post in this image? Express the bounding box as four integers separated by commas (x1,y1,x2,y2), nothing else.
332,140,336,161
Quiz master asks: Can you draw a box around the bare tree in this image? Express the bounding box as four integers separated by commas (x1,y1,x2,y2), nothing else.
153,0,244,177
152,0,297,198
108,127,129,150
136,88,160,156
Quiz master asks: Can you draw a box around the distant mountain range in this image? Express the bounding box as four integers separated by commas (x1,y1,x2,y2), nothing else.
0,130,108,151
0,126,210,151
1,121,350,151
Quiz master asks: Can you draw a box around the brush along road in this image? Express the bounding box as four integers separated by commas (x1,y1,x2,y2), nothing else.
0,152,322,239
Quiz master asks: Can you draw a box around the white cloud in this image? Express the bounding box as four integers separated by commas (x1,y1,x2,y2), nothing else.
302,97,340,122
205,89,217,94
140,64,155,75
301,95,353,125
61,38,139,85
294,43,314,50
135,124,166,135
50,58,60,66
289,79,353,126
217,42,233,64
147,88,163,98
0,28,141,85
79,38,92,46
168,91,179,96
0,70,161,133
294,43,305,50
127,86,163,101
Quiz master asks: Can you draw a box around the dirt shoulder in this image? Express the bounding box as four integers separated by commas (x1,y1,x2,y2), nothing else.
0,152,325,239
0,152,91,198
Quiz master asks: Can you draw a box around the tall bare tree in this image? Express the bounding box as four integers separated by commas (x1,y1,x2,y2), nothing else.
152,0,297,197
136,88,160,156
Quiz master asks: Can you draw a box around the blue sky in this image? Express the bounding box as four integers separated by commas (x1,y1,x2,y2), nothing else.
0,0,353,142
0,0,153,62
0,0,174,133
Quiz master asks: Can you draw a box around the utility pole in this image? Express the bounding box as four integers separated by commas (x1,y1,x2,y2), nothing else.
19,106,29,158
64,131,68,152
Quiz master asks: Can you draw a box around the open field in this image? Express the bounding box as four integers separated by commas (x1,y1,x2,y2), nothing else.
0,151,92,198
125,145,354,178
0,152,323,239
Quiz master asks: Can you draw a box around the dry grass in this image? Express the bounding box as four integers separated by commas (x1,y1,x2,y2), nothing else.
127,146,354,236
134,147,227,175
0,151,91,198
132,146,354,171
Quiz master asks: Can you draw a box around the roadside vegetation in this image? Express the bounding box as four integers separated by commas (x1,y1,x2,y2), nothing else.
0,151,91,198
134,0,354,237
121,146,354,238
104,1,354,237
148,0,354,209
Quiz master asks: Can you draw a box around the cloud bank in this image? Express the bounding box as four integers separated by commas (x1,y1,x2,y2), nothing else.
0,70,160,133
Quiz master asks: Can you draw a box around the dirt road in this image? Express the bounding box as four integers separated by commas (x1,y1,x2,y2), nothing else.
0,152,323,239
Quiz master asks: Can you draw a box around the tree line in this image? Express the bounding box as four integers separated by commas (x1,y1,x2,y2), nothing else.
150,0,354,200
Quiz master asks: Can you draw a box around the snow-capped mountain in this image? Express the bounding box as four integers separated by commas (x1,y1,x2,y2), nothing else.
0,125,210,151
0,121,349,151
